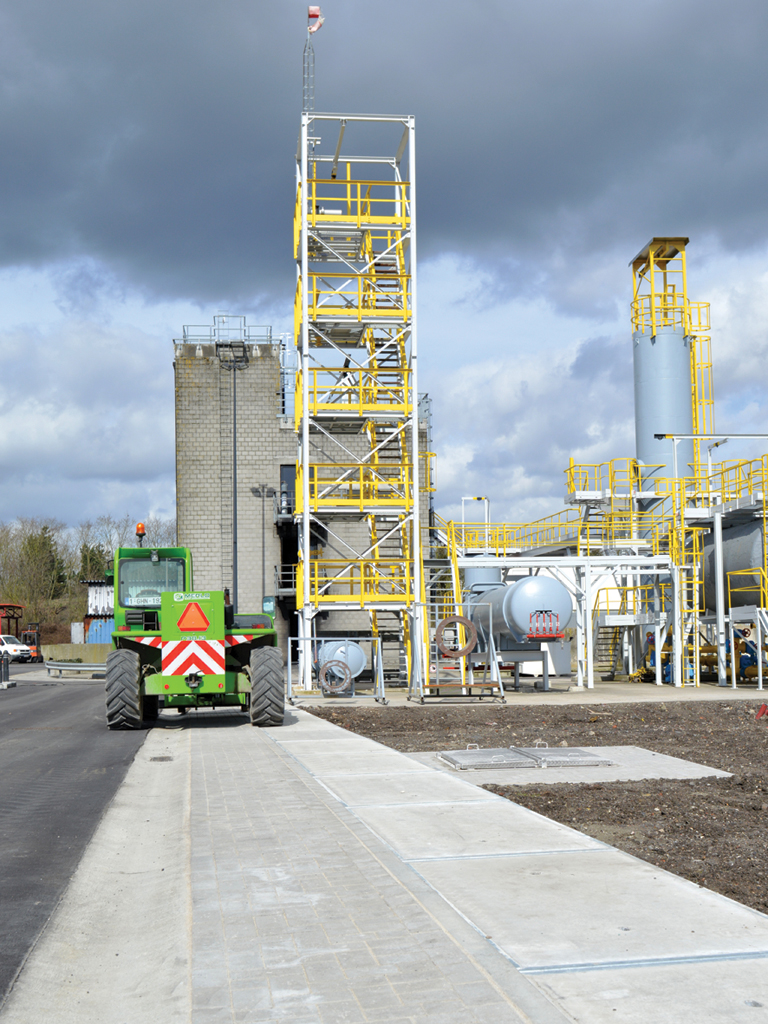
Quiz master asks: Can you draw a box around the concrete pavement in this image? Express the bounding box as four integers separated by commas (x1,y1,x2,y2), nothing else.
405,744,732,787
266,710,768,1023
4,704,768,1023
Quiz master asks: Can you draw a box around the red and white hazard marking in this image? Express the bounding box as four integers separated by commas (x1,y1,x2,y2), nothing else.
162,640,225,677
225,634,254,648
138,637,162,648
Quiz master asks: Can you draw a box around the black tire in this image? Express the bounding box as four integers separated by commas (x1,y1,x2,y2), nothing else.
249,647,284,727
144,694,159,721
105,649,143,730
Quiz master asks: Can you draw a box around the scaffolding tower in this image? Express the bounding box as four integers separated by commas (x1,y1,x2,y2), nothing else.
294,112,423,690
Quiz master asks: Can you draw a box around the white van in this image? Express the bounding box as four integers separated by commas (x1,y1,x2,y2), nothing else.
0,636,32,662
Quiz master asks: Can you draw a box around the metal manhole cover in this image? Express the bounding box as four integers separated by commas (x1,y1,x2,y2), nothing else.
438,746,613,770
514,747,613,768
439,748,538,770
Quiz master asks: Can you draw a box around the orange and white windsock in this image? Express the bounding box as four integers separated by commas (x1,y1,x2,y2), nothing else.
308,6,324,33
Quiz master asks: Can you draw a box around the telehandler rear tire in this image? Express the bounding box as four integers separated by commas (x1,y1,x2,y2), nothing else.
249,647,284,727
106,649,143,730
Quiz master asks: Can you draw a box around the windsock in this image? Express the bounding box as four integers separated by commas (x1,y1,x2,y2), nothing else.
308,6,324,33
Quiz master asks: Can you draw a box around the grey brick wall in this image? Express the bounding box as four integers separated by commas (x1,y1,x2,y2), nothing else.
175,339,432,661
175,342,295,650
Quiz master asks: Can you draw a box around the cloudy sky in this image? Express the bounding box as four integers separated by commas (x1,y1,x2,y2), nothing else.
2,0,768,527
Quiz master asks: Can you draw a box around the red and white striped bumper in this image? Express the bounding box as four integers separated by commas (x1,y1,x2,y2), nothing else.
137,635,259,678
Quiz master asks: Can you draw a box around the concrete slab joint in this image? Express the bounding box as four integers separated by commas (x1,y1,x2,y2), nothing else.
6,706,768,1024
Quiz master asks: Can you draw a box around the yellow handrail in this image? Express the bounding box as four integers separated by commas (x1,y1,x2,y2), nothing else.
727,567,768,610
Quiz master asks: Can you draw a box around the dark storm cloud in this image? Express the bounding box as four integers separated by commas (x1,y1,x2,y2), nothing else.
0,316,175,521
1,0,767,306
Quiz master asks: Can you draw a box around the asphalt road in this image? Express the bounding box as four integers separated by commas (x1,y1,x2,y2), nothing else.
7,664,45,677
0,679,146,1001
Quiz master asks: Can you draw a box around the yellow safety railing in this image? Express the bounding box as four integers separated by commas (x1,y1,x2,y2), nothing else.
591,584,671,619
299,175,411,231
565,457,666,503
451,506,667,558
445,520,468,686
631,282,710,338
293,181,302,261
305,272,411,321
298,367,411,420
293,278,302,346
631,291,687,334
708,455,768,504
295,463,413,513
691,333,715,483
727,567,768,610
419,451,436,493
301,558,413,606
432,512,450,538
590,583,673,678
566,458,612,495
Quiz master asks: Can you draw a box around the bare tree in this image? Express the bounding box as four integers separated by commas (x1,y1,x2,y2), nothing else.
143,516,177,546
95,514,135,552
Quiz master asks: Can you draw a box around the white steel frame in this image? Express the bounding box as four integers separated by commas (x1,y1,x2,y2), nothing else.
448,553,674,690
295,112,423,691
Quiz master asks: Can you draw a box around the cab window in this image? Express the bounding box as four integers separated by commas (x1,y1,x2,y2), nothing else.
118,558,185,608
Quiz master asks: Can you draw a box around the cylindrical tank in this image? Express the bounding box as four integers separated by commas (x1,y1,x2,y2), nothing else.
316,640,367,678
633,325,694,484
463,558,502,593
702,521,764,610
469,576,573,641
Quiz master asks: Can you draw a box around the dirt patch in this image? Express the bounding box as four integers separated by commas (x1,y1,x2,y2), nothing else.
307,699,768,913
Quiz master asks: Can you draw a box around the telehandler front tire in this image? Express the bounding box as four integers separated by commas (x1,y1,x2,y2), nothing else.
106,649,143,730
249,647,284,727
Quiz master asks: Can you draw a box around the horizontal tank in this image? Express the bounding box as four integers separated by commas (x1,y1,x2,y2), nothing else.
703,521,765,611
468,576,573,641
316,640,367,678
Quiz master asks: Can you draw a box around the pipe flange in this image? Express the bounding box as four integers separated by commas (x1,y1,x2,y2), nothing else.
435,615,478,658
319,659,352,695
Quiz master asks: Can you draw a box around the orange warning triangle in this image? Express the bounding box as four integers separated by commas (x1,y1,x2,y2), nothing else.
177,602,210,632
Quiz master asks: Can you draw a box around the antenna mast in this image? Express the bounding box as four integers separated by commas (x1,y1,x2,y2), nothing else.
303,6,324,112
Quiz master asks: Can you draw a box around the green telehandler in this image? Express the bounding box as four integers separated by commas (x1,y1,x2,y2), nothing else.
104,525,283,729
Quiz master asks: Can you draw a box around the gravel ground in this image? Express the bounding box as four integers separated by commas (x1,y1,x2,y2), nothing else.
308,699,768,914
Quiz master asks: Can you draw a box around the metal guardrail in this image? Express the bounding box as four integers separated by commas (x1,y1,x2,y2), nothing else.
275,563,297,595
46,661,106,677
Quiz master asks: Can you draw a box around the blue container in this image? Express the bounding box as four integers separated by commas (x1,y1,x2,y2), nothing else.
87,619,114,643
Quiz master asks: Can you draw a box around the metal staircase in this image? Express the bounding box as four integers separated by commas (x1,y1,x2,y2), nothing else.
293,112,424,691
593,625,622,675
